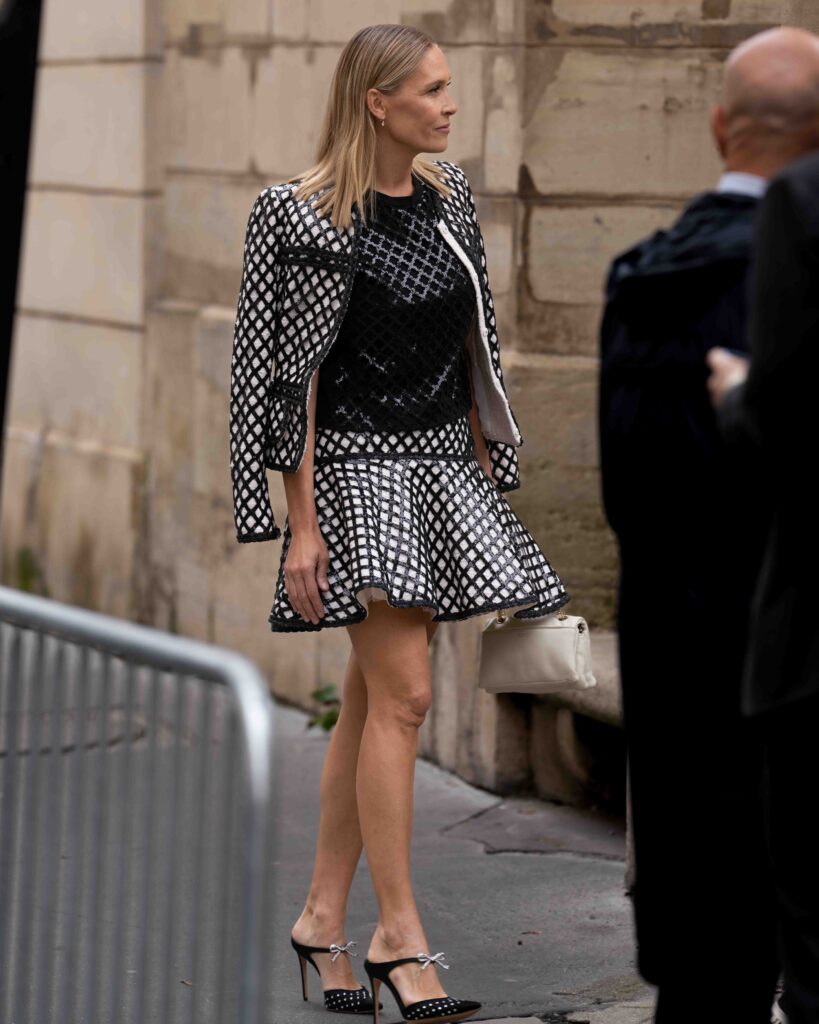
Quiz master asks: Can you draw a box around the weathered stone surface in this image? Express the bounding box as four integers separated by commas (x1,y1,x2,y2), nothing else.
502,353,619,629
524,201,679,305
516,300,604,359
164,0,220,42
18,192,146,325
474,195,518,338
268,0,311,39
527,203,679,306
8,315,142,448
530,0,780,48
30,64,154,192
524,49,725,198
224,0,269,36
783,0,819,30
40,0,161,60
166,0,780,52
192,305,241,509
0,433,141,619
521,202,681,356
165,47,252,174
269,0,524,45
551,0,781,28
162,176,262,306
531,703,595,805
484,49,523,193
251,44,340,178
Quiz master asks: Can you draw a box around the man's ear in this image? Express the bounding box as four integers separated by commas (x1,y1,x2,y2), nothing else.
711,104,728,160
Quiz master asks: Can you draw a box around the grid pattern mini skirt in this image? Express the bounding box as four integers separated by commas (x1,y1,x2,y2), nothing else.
267,414,570,632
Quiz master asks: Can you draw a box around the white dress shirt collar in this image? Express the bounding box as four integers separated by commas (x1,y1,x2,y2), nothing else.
716,171,768,199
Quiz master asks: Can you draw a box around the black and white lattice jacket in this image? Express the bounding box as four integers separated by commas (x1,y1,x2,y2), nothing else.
229,160,524,543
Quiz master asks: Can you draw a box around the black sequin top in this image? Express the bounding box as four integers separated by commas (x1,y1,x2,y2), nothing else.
315,173,476,433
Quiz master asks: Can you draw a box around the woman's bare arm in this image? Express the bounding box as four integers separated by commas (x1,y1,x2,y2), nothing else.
280,366,329,624
464,318,495,485
468,393,494,482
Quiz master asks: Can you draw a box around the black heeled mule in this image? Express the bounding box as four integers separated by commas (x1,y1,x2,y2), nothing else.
291,936,384,1015
363,951,481,1024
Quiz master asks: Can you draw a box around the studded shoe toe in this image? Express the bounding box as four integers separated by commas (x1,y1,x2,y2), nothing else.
291,936,384,1015
363,951,481,1024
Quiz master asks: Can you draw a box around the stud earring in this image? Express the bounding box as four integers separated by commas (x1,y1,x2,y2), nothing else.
381,118,385,127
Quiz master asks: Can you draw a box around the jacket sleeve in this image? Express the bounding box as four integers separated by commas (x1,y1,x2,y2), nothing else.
229,187,283,543
456,166,523,493
716,171,819,465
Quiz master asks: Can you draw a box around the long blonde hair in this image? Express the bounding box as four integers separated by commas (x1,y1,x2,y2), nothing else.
289,24,452,229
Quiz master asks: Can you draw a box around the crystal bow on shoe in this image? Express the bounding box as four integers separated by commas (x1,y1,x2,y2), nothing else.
416,951,450,970
329,940,359,962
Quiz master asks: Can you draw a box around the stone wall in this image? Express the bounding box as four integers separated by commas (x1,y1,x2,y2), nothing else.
2,0,162,614
2,1,793,798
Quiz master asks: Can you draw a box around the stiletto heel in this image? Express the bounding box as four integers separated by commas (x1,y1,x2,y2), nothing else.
371,977,382,1024
363,951,481,1023
297,949,309,1000
290,936,384,1015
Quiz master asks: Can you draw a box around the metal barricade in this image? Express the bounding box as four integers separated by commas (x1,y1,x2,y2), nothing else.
0,584,276,1024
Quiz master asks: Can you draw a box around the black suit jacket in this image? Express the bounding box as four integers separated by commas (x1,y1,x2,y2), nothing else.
719,150,819,715
599,190,767,605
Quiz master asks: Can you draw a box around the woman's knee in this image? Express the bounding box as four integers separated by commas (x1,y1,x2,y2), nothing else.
346,603,434,725
374,688,432,729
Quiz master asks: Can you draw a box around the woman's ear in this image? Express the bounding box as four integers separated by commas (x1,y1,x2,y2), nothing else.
366,87,386,123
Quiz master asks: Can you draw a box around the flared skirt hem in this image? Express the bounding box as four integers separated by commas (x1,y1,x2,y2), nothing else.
267,580,571,633
267,413,571,633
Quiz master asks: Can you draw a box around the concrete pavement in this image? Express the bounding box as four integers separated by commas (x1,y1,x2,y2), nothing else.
270,701,654,1023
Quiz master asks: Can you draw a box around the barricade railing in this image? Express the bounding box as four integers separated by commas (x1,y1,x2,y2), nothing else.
0,584,276,1024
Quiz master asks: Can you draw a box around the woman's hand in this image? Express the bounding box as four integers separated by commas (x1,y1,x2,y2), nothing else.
280,364,331,625
284,524,331,625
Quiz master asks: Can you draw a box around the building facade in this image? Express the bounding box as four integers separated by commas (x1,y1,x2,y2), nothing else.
3,0,803,796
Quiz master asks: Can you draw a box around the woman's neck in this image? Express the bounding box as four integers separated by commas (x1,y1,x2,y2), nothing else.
373,148,418,197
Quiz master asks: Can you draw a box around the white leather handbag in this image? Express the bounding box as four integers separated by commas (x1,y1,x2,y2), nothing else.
478,608,597,694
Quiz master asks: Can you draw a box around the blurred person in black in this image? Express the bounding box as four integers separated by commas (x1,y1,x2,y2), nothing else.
707,145,819,1024
599,27,819,1023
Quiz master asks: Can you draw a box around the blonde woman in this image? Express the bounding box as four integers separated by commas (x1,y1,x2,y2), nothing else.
228,23,570,1024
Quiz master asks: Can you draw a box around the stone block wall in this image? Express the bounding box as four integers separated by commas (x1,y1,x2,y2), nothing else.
3,0,797,799
2,0,162,614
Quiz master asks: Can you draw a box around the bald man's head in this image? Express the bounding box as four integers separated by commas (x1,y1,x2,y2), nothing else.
713,27,819,174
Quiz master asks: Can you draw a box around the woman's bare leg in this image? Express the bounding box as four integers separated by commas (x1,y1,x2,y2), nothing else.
348,602,450,1005
291,606,439,992
290,644,370,990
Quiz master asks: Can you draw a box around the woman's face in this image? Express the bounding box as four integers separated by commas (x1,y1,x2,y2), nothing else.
371,44,457,153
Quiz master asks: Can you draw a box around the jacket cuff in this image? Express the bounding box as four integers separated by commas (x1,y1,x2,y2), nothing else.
236,526,282,543
495,478,521,494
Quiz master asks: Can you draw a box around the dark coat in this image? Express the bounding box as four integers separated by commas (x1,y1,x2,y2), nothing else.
597,191,781,993
599,190,770,605
718,151,819,716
